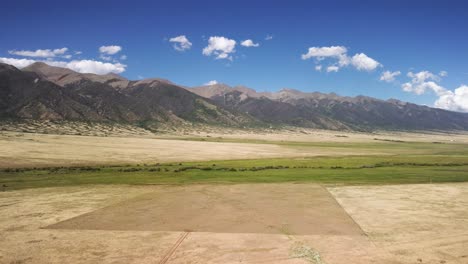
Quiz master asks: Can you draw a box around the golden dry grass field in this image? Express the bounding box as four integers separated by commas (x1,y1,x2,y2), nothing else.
1,128,468,168
1,183,467,264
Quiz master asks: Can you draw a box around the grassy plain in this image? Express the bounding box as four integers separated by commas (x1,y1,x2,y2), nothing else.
1,127,467,190
2,150,468,190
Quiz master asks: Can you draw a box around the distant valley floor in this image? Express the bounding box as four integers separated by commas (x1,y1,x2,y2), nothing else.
1,121,468,169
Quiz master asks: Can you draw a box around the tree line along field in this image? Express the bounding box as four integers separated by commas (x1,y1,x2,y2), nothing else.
2,152,468,191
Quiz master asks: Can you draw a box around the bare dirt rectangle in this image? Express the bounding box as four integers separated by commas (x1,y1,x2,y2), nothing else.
47,184,364,236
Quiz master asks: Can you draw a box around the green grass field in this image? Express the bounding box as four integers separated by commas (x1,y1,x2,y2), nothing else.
2,147,468,190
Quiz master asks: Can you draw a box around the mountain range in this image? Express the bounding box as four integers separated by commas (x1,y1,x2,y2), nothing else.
1,62,468,131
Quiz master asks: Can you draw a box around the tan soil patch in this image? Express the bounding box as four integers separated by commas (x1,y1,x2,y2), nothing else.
0,184,382,264
48,184,363,236
4,183,467,263
329,183,468,264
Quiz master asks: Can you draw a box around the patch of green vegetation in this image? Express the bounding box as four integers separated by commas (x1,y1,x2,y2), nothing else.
1,154,467,191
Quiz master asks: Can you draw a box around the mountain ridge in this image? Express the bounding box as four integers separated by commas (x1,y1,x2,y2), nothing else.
2,62,468,131
189,83,468,130
1,63,257,129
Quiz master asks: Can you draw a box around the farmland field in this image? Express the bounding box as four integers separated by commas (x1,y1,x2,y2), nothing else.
1,129,468,263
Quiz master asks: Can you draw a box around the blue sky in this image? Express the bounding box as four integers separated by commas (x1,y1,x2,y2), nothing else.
1,0,468,111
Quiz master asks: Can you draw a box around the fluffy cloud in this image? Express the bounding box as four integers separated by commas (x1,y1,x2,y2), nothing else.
202,36,236,60
435,85,468,112
241,39,259,47
403,80,445,96
0,57,36,68
98,45,126,63
301,46,347,60
66,60,126,74
401,70,468,112
302,46,380,72
0,57,126,74
408,71,439,83
99,45,122,55
315,65,322,72
326,65,339,72
402,71,444,95
8,48,68,58
204,80,218,85
380,70,401,82
169,35,192,51
350,53,381,71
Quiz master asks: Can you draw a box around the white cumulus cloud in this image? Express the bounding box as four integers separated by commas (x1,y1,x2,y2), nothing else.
435,85,468,112
99,45,122,55
241,39,259,47
301,46,347,60
302,46,380,72
203,36,236,60
402,71,443,95
408,71,439,83
401,70,468,112
380,70,401,82
8,48,68,58
402,80,445,96
66,60,126,74
315,65,322,72
0,57,126,74
350,53,381,71
0,57,37,68
326,65,339,72
204,80,218,86
169,35,192,51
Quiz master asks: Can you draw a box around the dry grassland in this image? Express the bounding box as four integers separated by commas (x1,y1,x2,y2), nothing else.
0,131,390,168
1,183,467,263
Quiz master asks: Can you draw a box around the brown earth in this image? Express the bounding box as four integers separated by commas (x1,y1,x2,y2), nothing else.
4,183,467,263
48,184,363,236
0,184,389,264
330,183,468,264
